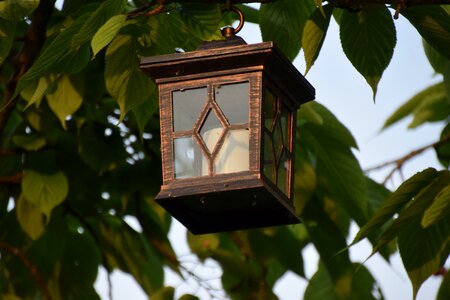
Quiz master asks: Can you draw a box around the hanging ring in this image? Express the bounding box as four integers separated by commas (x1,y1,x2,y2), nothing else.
221,6,245,37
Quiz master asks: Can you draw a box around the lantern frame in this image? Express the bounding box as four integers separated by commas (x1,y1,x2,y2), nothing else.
141,39,315,234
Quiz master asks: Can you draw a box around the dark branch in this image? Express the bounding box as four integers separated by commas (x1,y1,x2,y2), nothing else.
0,242,52,300
0,173,23,184
365,133,450,183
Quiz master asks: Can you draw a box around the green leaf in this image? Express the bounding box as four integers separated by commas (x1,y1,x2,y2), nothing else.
383,82,446,129
152,287,174,300
187,232,219,259
302,4,333,75
0,18,16,65
0,0,39,20
105,34,155,120
131,91,158,136
372,171,450,253
438,271,450,300
179,3,222,41
297,102,324,125
304,264,337,300
260,0,315,61
72,0,126,48
46,75,84,129
436,123,450,168
21,171,69,219
351,168,439,246
402,6,450,60
12,134,46,151
91,14,127,56
16,195,45,240
366,177,391,215
340,7,396,98
236,4,259,24
423,39,448,74
299,103,368,226
15,13,91,97
398,216,450,299
179,294,200,300
422,184,450,228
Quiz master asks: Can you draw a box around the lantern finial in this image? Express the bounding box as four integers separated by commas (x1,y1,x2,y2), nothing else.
220,6,244,38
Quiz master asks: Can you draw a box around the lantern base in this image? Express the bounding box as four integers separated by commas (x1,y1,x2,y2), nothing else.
155,178,300,234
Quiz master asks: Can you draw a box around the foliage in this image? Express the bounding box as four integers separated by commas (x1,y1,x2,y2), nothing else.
0,1,449,300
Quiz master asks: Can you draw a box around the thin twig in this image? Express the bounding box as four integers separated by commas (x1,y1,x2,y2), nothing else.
0,242,52,300
0,173,23,184
365,133,450,183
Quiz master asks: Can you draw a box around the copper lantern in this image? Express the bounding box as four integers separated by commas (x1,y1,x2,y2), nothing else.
140,18,315,234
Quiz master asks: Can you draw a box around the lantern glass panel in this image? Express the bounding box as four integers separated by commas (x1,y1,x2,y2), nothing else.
277,150,289,195
280,105,289,147
215,129,249,174
173,87,207,132
215,82,249,125
174,136,202,178
263,131,276,183
200,109,224,154
273,120,283,162
263,89,276,130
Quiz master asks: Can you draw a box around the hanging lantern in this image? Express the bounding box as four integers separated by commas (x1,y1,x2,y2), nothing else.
140,7,315,234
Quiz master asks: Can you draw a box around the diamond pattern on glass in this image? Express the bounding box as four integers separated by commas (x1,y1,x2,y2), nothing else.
200,109,224,154
172,87,207,132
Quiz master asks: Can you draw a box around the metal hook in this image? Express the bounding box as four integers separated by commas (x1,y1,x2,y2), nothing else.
221,6,245,37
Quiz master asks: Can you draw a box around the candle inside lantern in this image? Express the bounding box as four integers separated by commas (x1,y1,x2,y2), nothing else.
201,128,249,175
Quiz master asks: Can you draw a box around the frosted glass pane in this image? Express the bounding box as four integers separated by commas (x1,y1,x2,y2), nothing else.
215,82,249,125
200,110,223,154
173,87,207,132
280,104,289,148
215,129,249,174
273,120,283,162
174,137,202,178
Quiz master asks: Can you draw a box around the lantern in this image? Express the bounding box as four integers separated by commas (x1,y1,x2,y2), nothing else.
140,8,315,234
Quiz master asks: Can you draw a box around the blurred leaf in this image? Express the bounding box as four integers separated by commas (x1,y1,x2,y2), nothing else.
47,75,84,129
179,3,222,41
0,18,16,65
438,271,450,300
98,217,164,294
304,264,337,300
0,0,39,20
260,0,315,61
408,85,450,128
105,34,155,120
340,7,396,98
351,168,439,246
398,215,450,299
12,134,46,151
297,102,324,125
131,90,158,136
422,184,450,228
91,14,127,56
293,158,317,215
236,4,259,24
366,177,391,215
21,171,69,219
152,287,175,300
187,232,219,259
302,4,333,75
402,6,450,60
383,82,446,129
16,195,45,240
78,122,127,173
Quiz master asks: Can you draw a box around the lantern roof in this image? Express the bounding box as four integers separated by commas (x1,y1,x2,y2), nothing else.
140,40,315,108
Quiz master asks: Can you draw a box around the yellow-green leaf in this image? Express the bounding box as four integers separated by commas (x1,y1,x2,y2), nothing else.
21,171,69,219
12,135,46,151
91,14,127,56
16,195,45,240
0,18,16,65
302,4,333,75
422,184,450,228
47,75,83,129
0,0,39,20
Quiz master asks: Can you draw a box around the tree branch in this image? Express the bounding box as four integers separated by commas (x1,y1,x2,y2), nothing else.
365,133,450,184
0,241,52,300
0,173,23,184
0,0,56,144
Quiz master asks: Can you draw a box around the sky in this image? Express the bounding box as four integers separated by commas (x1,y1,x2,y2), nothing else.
89,4,448,300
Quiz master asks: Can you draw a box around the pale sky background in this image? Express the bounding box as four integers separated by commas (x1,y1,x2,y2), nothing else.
58,2,449,300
